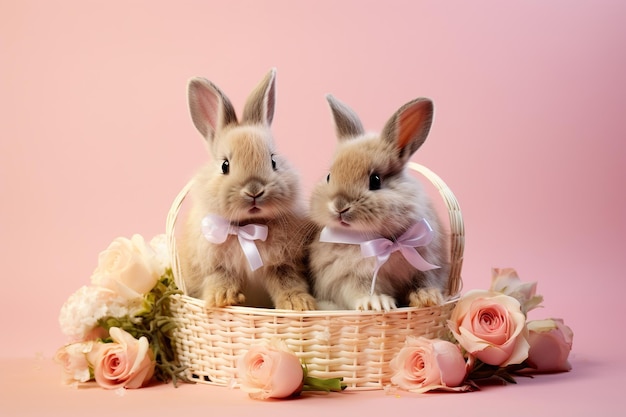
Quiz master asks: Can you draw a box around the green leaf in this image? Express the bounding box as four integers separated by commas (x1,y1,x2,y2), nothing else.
466,358,534,387
300,363,346,393
96,268,192,387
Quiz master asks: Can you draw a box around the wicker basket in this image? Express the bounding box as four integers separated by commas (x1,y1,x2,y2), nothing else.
166,162,464,390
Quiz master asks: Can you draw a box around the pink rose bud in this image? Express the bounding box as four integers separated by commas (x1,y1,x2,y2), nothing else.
526,319,573,372
87,327,155,389
237,343,304,400
390,337,467,393
54,341,94,385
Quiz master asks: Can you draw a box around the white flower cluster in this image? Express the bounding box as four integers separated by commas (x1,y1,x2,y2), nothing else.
59,285,129,341
58,234,170,342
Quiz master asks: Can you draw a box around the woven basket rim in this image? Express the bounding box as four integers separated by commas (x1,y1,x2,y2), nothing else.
166,161,464,304
172,292,459,318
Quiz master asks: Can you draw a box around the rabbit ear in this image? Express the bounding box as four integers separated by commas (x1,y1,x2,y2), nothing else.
188,77,238,142
241,68,277,126
326,94,365,141
381,98,434,161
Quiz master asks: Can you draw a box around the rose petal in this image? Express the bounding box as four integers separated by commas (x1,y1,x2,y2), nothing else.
88,327,155,389
432,340,467,387
391,337,467,392
526,319,573,372
237,344,304,400
448,291,529,367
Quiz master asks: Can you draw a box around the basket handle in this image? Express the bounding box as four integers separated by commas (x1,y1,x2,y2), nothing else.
166,179,193,294
407,162,464,297
166,163,464,298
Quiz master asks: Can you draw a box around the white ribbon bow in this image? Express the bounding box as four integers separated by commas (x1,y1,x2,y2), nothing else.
201,214,268,271
319,219,440,295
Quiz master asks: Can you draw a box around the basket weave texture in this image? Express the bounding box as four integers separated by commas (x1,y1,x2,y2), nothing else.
167,162,464,389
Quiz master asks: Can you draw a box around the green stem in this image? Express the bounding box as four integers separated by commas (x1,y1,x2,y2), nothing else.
301,375,346,392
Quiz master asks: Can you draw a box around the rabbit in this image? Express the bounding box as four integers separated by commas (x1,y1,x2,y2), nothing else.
307,94,450,311
177,68,316,311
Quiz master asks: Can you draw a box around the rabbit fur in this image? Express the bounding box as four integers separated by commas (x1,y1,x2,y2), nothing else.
177,68,316,311
307,94,450,311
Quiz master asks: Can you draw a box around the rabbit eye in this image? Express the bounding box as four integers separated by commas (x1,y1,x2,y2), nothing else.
369,173,381,190
271,155,277,171
221,159,230,175
326,173,330,183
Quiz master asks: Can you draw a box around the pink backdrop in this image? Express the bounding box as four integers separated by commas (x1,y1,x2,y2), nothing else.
1,0,625,399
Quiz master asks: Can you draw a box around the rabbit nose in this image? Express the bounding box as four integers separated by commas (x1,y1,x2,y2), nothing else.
244,180,265,199
245,189,265,199
332,196,351,215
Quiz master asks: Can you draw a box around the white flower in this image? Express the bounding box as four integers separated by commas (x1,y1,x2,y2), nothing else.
59,285,129,341
54,341,95,385
91,234,162,300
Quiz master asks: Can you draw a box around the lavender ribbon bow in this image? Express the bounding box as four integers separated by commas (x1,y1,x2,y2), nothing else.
201,214,268,271
319,219,440,295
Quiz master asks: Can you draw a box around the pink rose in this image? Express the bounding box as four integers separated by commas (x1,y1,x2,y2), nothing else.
448,290,529,367
390,337,467,393
87,327,155,389
526,319,573,372
54,341,94,385
236,343,304,400
490,268,543,314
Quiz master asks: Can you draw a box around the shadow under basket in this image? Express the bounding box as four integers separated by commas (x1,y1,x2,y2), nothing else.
166,162,464,390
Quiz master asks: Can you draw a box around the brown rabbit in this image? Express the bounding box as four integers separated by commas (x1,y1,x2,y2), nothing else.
177,68,316,311
307,94,450,311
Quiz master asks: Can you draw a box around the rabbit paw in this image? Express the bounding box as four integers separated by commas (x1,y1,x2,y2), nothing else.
203,286,245,309
275,292,317,311
409,288,444,308
354,294,397,312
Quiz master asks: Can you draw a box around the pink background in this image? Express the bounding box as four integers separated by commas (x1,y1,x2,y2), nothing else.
1,0,625,415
